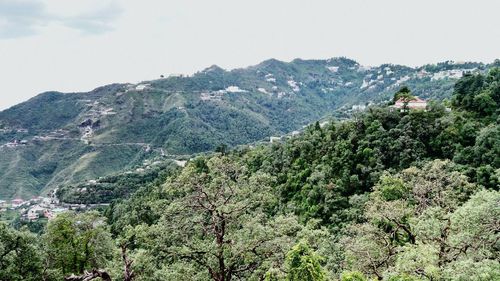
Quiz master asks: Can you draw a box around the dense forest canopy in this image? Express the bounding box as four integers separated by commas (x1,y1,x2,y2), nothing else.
0,68,499,280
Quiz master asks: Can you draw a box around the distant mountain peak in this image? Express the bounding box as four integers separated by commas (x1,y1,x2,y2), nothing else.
202,64,226,73
258,58,286,67
325,57,359,65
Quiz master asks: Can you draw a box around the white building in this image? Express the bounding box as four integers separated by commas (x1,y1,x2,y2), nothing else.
27,206,45,220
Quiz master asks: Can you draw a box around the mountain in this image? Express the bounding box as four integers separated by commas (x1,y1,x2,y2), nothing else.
0,58,497,199
3,67,499,280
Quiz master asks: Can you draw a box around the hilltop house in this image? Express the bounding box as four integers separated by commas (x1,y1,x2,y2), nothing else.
393,96,427,110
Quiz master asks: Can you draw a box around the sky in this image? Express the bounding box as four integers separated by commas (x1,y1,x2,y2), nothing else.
0,0,499,110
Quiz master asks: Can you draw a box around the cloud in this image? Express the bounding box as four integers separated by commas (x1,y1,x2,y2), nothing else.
0,0,122,39
0,0,46,38
56,2,122,35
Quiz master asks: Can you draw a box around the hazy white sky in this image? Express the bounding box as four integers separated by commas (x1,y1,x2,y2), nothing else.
0,0,498,110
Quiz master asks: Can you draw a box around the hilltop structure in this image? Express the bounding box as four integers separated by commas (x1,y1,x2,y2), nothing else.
393,96,427,110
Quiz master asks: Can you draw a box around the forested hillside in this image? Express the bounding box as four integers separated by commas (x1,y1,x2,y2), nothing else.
1,67,498,280
1,58,497,199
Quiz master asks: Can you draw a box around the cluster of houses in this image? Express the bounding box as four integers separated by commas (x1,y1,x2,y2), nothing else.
0,127,30,148
1,139,29,148
0,128,28,133
0,128,29,143
269,128,305,143
0,196,67,221
1,190,111,222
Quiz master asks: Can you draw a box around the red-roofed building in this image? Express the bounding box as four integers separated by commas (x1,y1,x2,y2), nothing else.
393,96,427,110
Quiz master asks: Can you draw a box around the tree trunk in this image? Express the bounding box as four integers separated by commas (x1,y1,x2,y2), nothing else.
121,244,135,281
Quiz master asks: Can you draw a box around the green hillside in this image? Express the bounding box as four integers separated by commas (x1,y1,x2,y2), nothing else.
0,58,497,199
1,67,498,281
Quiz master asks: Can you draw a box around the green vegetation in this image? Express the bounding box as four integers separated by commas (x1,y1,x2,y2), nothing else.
0,58,495,200
0,67,498,280
342,160,496,280
0,141,149,199
285,241,327,281
57,160,180,203
0,223,43,281
44,212,115,279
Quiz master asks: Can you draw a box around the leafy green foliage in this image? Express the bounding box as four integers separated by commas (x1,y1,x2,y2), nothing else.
452,68,499,119
133,156,303,280
344,161,498,280
43,211,115,277
340,271,368,281
57,160,179,203
0,223,43,281
285,241,326,281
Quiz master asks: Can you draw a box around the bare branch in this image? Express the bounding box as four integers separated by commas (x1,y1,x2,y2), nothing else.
64,269,112,281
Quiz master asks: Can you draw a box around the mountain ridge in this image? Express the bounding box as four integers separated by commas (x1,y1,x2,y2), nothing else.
0,57,498,199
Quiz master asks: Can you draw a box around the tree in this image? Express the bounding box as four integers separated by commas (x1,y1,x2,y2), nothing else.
263,268,284,281
113,226,138,281
446,190,499,266
344,160,500,280
472,124,500,168
472,92,496,117
43,211,115,278
344,160,479,279
215,143,228,155
452,73,485,111
393,86,412,103
452,68,499,118
393,86,417,112
285,241,326,281
147,156,302,281
0,223,43,281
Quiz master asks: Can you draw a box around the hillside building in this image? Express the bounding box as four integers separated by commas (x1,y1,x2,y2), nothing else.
0,200,7,210
393,96,427,110
11,199,25,208
27,206,45,220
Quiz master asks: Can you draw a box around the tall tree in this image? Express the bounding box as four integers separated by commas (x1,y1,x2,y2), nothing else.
147,156,302,281
344,160,499,280
0,223,43,281
393,86,413,103
43,211,115,278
